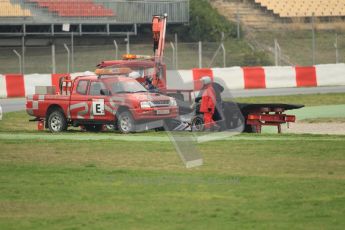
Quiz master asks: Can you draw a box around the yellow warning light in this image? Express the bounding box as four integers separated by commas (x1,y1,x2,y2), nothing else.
122,54,137,60
122,54,153,60
95,68,132,75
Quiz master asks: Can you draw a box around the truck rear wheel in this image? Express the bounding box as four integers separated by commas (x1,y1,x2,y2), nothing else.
117,111,135,134
48,110,67,132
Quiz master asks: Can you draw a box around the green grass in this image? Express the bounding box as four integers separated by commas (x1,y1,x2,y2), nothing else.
1,93,345,229
0,136,345,229
235,93,345,107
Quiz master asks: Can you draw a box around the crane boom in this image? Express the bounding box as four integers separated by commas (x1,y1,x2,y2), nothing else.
152,14,167,62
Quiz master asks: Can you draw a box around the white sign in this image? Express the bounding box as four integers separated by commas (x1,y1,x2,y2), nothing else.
62,23,70,32
92,99,105,116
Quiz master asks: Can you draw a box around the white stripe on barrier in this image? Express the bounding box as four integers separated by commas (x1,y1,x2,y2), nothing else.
0,74,7,98
264,66,296,88
167,70,194,90
212,67,244,90
24,74,52,96
316,64,345,86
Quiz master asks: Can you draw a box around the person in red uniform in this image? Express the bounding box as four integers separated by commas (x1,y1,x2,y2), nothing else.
199,76,216,130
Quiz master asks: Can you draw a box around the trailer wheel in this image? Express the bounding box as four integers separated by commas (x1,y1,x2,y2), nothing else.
191,115,204,132
117,111,135,134
48,110,67,132
244,124,260,133
84,124,103,132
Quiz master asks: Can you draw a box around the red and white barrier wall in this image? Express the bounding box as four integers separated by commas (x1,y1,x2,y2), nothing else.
168,64,345,91
1,64,345,98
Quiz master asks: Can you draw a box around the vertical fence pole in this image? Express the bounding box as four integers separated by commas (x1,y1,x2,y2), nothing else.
198,41,202,68
334,33,339,64
236,4,240,39
311,13,316,65
126,32,130,54
113,40,118,60
221,44,226,68
13,50,22,74
51,40,56,74
175,33,178,69
221,32,226,67
21,36,25,74
63,44,70,73
170,42,175,69
274,39,281,66
71,31,74,72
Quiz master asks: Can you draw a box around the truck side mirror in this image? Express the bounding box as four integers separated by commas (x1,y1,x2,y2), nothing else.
100,89,111,96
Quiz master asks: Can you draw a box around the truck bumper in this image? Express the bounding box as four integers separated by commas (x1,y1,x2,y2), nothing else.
131,107,179,121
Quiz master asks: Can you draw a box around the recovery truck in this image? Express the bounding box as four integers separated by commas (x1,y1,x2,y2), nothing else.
26,14,302,133
26,69,179,133
95,14,303,133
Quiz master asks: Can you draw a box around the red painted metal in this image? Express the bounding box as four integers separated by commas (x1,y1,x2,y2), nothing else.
246,107,296,133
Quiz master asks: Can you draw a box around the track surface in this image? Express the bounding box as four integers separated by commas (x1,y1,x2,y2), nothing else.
1,86,345,113
0,98,26,113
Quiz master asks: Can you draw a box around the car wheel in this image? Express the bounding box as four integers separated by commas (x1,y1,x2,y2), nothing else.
48,110,67,132
117,111,135,134
191,115,204,132
84,124,103,132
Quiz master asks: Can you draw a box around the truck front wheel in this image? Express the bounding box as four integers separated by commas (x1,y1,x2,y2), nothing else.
48,110,67,132
117,111,135,134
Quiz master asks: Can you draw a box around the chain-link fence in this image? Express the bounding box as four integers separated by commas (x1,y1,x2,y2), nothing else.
247,27,345,66
0,39,248,74
1,17,345,74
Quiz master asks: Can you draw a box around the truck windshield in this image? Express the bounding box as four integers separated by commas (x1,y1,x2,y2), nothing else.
111,80,148,94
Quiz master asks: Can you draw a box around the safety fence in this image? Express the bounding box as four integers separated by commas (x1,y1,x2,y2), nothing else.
1,64,345,98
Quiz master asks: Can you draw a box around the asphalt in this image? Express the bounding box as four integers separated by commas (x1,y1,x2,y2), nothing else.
1,86,345,113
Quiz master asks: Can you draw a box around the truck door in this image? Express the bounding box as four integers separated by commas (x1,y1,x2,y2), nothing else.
69,79,91,120
87,80,114,121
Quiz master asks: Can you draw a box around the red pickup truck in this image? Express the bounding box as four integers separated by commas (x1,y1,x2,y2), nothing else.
26,73,179,133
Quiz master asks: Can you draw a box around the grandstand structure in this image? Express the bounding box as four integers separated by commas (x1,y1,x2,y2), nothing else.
0,0,189,36
256,0,345,18
211,0,345,30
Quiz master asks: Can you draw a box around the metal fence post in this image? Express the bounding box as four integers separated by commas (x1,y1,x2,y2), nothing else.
13,50,22,74
63,44,70,73
170,42,176,69
113,40,118,60
221,43,226,68
311,12,316,65
221,32,226,68
71,31,74,72
334,33,339,64
126,32,130,54
175,33,178,69
198,41,202,68
21,36,25,74
274,39,281,66
51,40,56,74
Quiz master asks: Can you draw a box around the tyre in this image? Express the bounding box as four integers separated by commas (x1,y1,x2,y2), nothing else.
191,115,204,132
117,111,135,134
48,110,67,132
244,124,259,133
84,124,103,132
